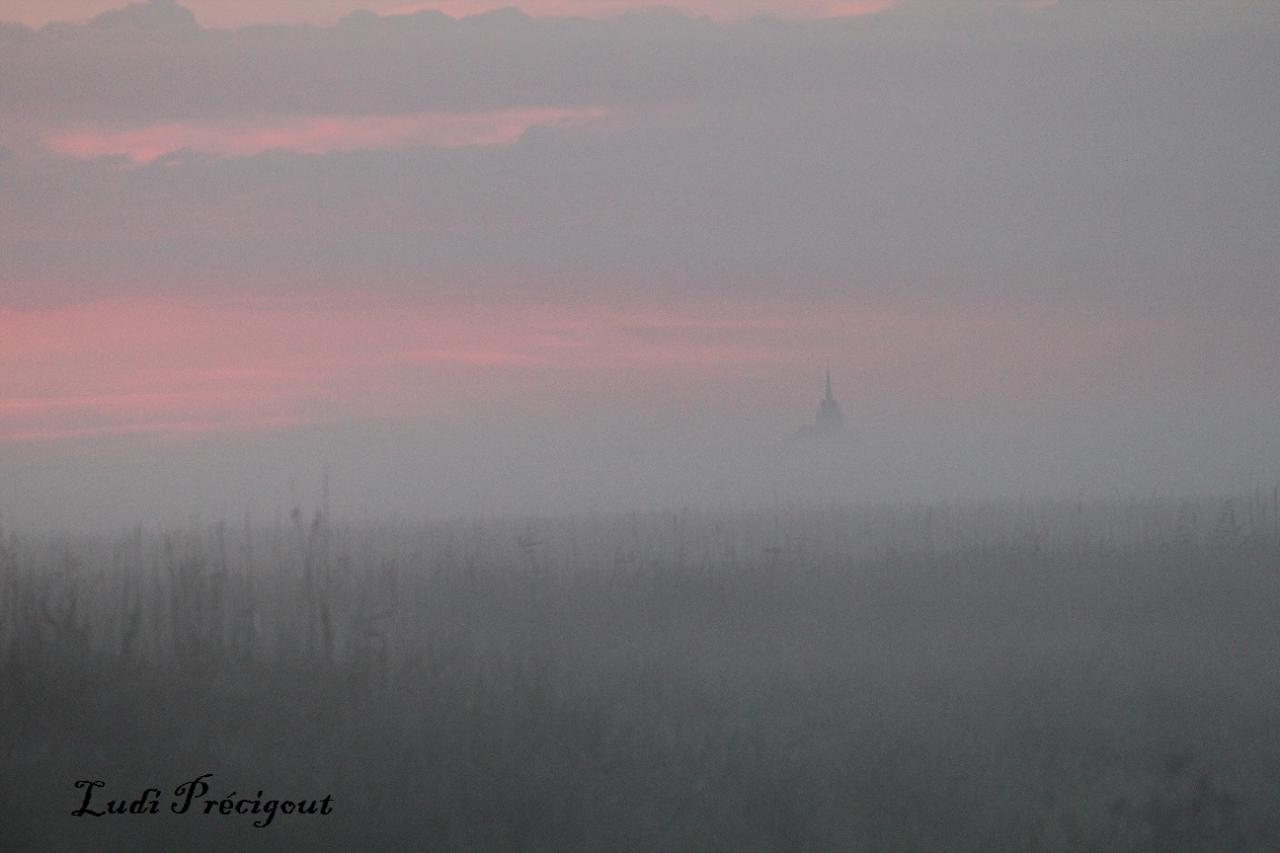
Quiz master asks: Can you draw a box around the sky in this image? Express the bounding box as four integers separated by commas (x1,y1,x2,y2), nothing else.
0,0,897,27
2,0,1279,529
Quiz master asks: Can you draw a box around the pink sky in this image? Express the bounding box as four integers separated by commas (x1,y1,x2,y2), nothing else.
44,109,612,163
1,292,1262,446
1,0,1276,517
2,0,895,28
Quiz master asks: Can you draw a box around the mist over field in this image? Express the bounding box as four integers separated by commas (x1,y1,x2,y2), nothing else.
4,403,1279,533
5,499,1280,851
3,0,1280,849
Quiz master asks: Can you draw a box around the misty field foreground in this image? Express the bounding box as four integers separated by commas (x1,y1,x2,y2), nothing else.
3,499,1280,852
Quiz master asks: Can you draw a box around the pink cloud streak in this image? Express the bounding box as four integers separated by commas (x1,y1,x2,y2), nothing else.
3,292,1265,447
381,0,894,21
44,108,611,163
2,0,896,29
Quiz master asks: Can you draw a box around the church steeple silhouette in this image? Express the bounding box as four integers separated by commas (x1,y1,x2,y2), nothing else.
814,363,844,433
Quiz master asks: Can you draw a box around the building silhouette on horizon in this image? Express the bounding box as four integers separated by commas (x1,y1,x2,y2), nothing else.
795,365,845,438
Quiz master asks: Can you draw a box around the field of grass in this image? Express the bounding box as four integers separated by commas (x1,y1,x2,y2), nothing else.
2,497,1279,851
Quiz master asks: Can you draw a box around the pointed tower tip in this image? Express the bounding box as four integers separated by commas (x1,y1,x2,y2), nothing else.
812,360,844,434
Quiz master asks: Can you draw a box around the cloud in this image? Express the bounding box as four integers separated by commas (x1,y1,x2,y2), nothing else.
377,0,896,22
44,108,612,162
2,0,897,29
86,0,199,29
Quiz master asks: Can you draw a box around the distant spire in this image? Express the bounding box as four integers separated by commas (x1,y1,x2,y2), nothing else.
812,361,844,434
